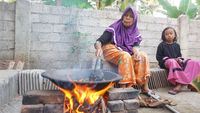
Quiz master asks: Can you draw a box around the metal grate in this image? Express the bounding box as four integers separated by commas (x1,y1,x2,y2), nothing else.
149,68,172,89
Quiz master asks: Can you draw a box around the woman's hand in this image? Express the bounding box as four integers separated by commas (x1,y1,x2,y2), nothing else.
133,47,140,61
95,41,103,57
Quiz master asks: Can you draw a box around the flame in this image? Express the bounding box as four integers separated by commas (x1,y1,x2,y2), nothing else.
55,82,114,113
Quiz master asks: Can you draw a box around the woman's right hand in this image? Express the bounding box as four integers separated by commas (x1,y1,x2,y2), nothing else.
133,47,140,61
95,41,103,57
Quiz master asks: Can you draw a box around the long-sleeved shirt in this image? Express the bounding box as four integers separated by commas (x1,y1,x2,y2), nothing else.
156,42,182,69
96,31,140,47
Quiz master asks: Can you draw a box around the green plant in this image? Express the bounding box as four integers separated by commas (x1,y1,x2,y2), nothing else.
97,0,115,9
119,0,136,11
158,0,198,19
0,0,16,3
42,0,93,8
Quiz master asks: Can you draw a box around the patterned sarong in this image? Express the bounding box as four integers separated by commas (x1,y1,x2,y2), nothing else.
102,44,150,86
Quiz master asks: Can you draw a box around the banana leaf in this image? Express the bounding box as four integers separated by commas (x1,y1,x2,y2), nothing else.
43,0,92,8
158,0,198,19
186,3,198,18
158,0,181,18
179,0,189,13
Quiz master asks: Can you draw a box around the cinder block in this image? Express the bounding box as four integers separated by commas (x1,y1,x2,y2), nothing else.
22,90,64,105
123,99,139,110
127,109,138,113
107,88,139,100
107,100,124,112
111,111,127,113
21,104,44,113
44,104,63,113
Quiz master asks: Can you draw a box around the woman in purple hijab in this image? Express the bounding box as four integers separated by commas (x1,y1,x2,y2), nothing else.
94,7,151,93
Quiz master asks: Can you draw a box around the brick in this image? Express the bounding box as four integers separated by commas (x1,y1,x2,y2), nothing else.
44,104,63,113
107,88,139,100
123,99,139,110
22,90,64,105
111,111,127,113
32,23,53,33
21,104,44,113
127,109,138,113
107,100,124,112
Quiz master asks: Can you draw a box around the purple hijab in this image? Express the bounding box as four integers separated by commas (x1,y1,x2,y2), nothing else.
106,7,142,55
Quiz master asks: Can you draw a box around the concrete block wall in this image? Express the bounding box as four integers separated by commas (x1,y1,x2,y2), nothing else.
188,20,200,59
0,0,200,69
0,2,15,60
27,3,180,69
138,16,178,63
30,4,80,69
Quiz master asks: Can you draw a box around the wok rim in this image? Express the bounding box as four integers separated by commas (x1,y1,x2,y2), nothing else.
41,69,122,84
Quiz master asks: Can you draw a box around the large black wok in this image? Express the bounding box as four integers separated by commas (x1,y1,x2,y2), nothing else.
41,69,122,91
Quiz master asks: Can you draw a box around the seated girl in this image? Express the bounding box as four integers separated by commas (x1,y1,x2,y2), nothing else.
156,27,200,95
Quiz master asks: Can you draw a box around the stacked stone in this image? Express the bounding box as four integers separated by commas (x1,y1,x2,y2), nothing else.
107,88,140,113
21,90,64,113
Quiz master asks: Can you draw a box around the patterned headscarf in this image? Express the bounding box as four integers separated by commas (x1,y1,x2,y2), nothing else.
106,6,142,55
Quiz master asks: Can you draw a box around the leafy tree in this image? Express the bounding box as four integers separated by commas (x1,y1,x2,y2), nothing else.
0,0,16,3
138,0,160,15
195,0,200,19
119,0,136,11
42,0,93,8
97,0,115,9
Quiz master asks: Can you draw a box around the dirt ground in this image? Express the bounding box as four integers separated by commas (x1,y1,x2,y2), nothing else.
0,87,200,113
138,87,200,113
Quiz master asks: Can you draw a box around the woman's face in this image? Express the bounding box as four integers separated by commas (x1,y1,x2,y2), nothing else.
164,28,175,43
122,10,134,28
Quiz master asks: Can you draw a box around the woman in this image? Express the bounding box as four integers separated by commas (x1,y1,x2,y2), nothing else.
94,7,151,93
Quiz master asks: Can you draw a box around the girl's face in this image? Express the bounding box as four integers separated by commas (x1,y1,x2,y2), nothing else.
122,10,134,28
164,28,175,44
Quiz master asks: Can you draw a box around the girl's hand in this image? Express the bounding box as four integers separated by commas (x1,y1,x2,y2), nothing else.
95,41,102,57
176,57,183,65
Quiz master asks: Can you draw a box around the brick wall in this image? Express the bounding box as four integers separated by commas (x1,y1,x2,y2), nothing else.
1,0,200,69
188,20,200,59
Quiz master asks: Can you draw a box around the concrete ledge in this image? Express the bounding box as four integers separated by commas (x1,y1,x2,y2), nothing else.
0,70,19,107
17,67,171,97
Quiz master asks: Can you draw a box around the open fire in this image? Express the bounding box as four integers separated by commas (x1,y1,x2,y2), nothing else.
56,82,114,113
41,69,122,113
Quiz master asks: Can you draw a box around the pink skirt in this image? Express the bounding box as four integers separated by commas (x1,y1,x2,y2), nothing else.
165,59,200,85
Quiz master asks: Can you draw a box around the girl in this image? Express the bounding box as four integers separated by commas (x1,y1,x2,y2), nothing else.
94,6,152,94
156,27,200,95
